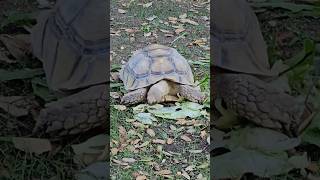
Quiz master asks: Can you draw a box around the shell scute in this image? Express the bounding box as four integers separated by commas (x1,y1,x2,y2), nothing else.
120,44,194,90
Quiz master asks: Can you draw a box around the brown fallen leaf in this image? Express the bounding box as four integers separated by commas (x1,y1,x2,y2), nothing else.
0,34,31,60
125,28,139,33
181,135,192,142
132,122,146,128
175,28,185,34
159,29,171,33
146,128,156,137
111,148,119,156
12,137,52,155
0,96,36,117
192,39,207,46
181,170,191,180
155,169,172,175
176,118,188,125
306,162,319,173
113,105,127,111
110,72,120,81
110,92,120,99
119,126,128,144
152,139,166,144
112,159,128,166
200,130,207,139
136,175,147,180
180,18,199,25
168,17,178,23
118,8,127,14
185,165,194,172
142,2,153,8
122,158,137,163
179,13,187,19
131,139,140,145
166,138,174,144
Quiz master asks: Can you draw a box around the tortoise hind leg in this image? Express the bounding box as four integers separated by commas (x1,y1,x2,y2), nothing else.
178,85,206,103
121,88,147,105
216,73,313,136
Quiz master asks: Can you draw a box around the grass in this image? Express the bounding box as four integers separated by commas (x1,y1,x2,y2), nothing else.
110,0,210,179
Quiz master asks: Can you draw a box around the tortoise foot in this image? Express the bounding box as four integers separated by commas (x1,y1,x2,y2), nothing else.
179,85,206,103
32,84,107,137
121,88,147,105
216,73,311,136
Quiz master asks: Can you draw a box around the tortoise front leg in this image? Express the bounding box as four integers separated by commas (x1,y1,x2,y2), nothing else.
178,85,206,103
121,88,147,105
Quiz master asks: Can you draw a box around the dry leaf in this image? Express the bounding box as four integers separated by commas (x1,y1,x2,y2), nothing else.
156,169,172,175
125,28,138,33
136,175,147,180
166,138,174,144
181,135,192,142
189,149,202,153
0,34,31,60
111,148,119,156
169,125,177,131
122,158,136,163
0,96,34,117
179,13,187,19
135,141,150,148
144,32,151,37
143,2,153,8
168,17,178,23
192,39,207,46
176,118,187,125
112,159,128,166
200,130,207,139
110,72,120,81
181,170,191,180
180,18,199,25
12,137,52,155
146,129,156,137
110,92,120,99
113,105,127,111
159,29,171,33
196,173,206,180
168,17,177,21
132,122,146,128
146,15,157,21
118,9,127,14
119,126,127,144
152,139,166,144
185,165,194,171
175,28,185,34
131,139,140,145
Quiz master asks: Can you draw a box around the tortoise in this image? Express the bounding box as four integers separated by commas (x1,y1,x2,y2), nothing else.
119,44,206,105
30,0,108,137
212,0,314,137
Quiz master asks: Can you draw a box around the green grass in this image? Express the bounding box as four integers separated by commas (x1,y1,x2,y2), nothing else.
110,0,210,178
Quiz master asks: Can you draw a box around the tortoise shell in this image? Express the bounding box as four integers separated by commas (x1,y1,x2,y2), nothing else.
212,0,276,76
31,0,108,92
120,44,194,91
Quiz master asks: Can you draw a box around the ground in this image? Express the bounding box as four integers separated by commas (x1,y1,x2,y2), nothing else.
110,0,210,179
0,0,319,180
0,0,107,179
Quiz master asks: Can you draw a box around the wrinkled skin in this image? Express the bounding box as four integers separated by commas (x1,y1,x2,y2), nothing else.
121,80,206,105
